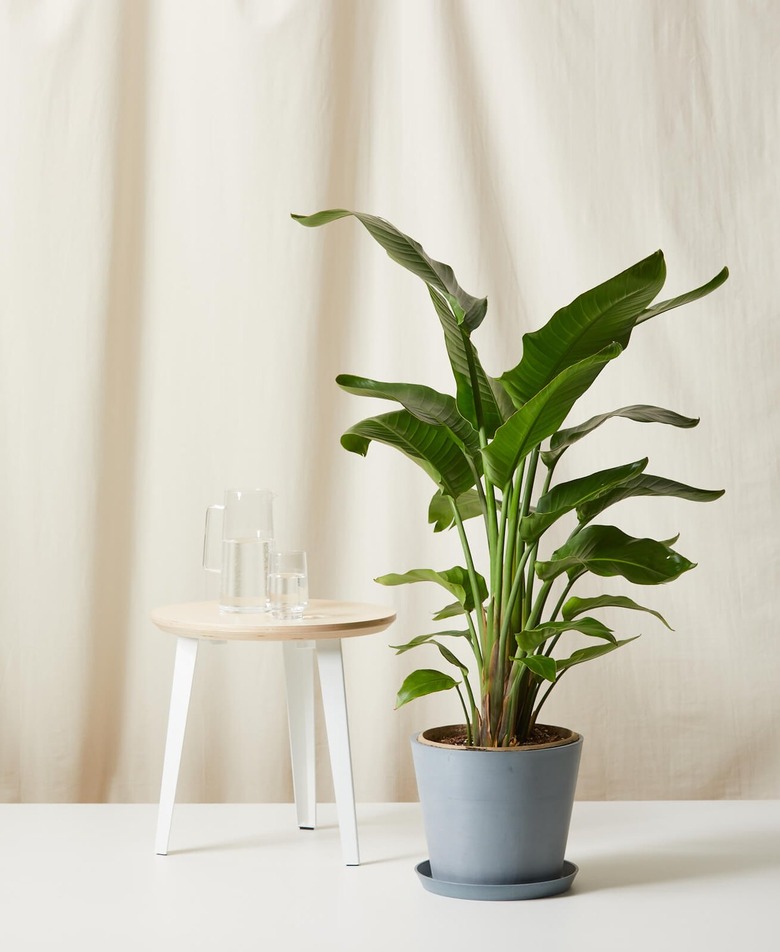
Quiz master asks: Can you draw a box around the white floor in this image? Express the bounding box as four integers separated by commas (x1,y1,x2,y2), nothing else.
1,801,778,951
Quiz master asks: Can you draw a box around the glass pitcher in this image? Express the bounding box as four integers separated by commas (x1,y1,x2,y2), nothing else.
203,489,275,612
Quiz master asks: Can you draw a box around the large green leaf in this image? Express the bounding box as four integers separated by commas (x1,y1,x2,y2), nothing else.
293,206,507,432
635,266,728,325
516,617,616,653
341,409,474,497
292,208,487,331
391,635,470,676
536,525,696,585
428,288,509,436
562,594,673,630
376,566,488,611
555,637,639,672
515,655,557,683
520,458,648,543
482,344,622,487
391,630,471,653
500,252,666,408
428,488,485,532
336,374,480,455
395,669,460,709
432,601,467,621
542,405,700,466
577,474,725,523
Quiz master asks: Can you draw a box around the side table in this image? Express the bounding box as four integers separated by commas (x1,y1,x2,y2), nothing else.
152,599,395,865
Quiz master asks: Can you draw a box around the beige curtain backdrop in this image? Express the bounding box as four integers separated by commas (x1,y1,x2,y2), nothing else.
0,0,777,804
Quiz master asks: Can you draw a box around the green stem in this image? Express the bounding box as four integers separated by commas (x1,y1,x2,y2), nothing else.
499,663,523,744
461,670,479,734
463,610,483,674
500,471,524,620
526,578,554,630
531,670,569,728
548,577,575,624
455,684,473,745
520,452,551,627
453,507,487,658
542,578,576,658
498,545,535,647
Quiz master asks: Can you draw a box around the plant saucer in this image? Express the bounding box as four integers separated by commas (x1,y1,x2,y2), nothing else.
414,859,578,901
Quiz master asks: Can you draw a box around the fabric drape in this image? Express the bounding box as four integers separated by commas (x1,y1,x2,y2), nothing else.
1,0,777,803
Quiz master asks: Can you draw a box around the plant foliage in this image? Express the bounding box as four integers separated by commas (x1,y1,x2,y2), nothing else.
294,209,727,747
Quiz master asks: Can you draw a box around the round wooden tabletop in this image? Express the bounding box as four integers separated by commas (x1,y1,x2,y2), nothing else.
151,599,397,642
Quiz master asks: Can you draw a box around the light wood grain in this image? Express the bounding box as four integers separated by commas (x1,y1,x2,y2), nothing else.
151,599,396,641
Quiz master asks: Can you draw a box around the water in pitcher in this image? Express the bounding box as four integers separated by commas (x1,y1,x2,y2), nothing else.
220,538,271,612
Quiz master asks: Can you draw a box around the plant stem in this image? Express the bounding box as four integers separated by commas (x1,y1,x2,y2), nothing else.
548,577,575,624
461,670,479,733
526,578,554,630
455,684,472,744
453,507,487,660
463,610,483,674
497,545,534,647
542,578,576,658
500,471,524,620
530,669,569,728
521,452,551,627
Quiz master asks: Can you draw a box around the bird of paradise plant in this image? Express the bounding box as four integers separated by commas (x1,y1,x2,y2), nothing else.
294,209,726,748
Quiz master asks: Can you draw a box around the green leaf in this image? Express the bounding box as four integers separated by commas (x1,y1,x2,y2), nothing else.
391,634,470,676
434,642,469,674
516,655,557,682
432,601,466,621
500,252,666,408
542,404,700,466
562,594,673,630
428,488,484,532
391,630,471,653
635,267,729,325
341,409,475,497
576,474,725,524
482,344,622,487
520,458,648,543
291,209,487,331
428,288,509,436
376,566,488,611
336,374,480,455
395,668,460,709
536,525,696,585
516,617,616,653
555,637,640,672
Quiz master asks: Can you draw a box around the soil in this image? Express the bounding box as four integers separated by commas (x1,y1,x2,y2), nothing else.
424,723,574,749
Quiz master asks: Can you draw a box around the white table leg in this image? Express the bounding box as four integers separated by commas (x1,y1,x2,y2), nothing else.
316,638,359,866
283,640,317,830
155,636,199,855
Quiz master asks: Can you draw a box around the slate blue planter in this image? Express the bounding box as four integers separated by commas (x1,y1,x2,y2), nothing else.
411,725,582,887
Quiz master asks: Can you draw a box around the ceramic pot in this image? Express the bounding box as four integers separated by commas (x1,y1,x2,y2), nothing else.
411,725,582,886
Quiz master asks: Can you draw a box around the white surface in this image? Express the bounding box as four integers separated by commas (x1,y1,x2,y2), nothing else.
0,802,777,951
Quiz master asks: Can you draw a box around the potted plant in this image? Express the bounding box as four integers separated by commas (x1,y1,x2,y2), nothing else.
294,208,727,900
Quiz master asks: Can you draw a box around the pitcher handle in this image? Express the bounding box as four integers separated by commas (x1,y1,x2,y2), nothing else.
203,504,224,574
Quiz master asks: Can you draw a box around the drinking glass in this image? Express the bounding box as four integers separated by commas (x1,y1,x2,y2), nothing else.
203,489,274,612
268,550,309,618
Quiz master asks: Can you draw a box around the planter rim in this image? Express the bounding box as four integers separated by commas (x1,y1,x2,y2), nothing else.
416,724,581,752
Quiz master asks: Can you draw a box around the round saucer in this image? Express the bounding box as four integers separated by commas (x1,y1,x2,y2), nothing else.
414,859,578,901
